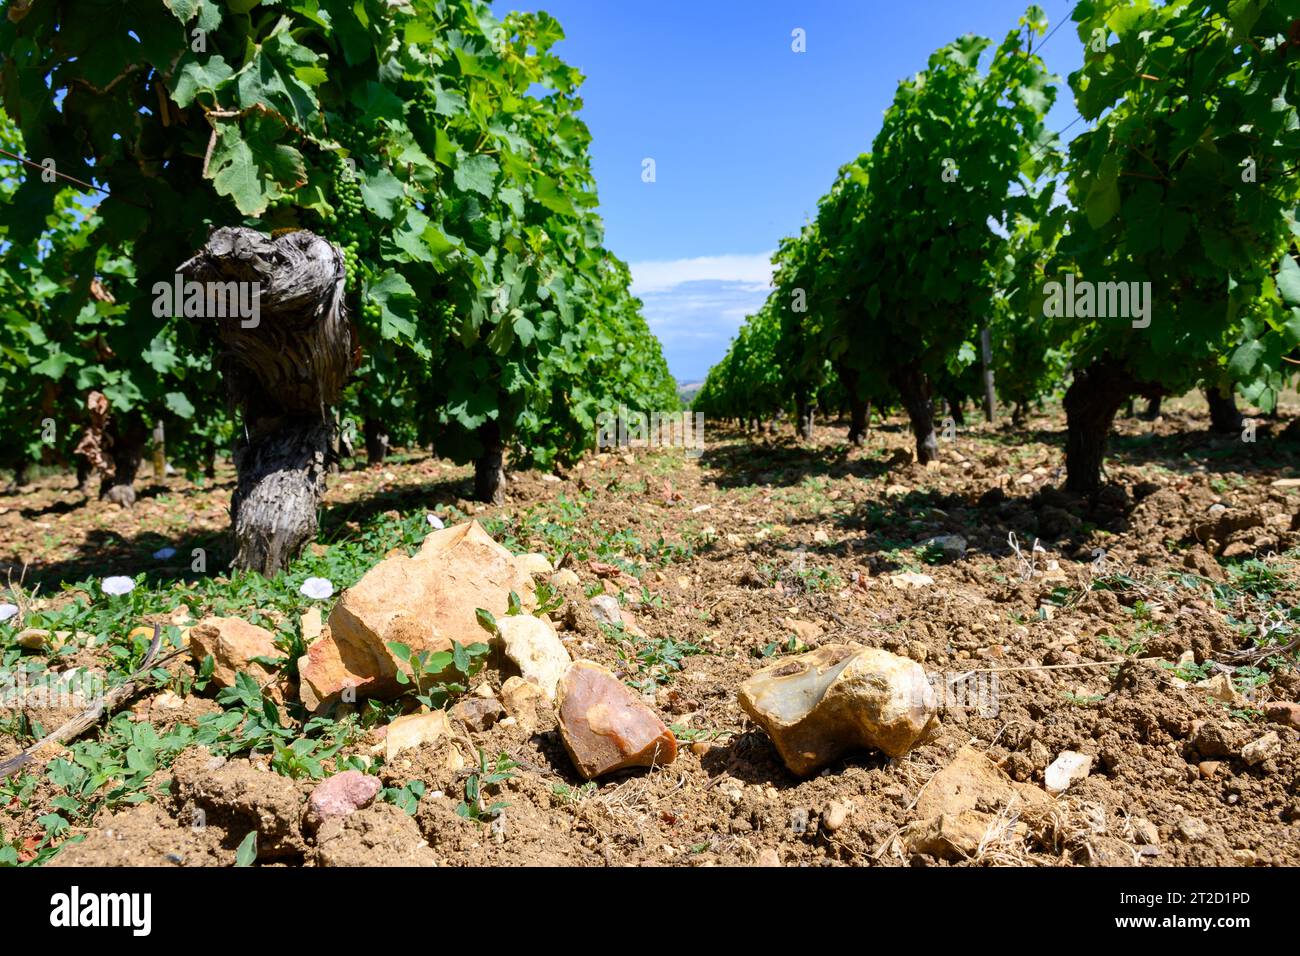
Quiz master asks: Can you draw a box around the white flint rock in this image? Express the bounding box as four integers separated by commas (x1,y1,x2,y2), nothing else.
738,644,938,776
1044,751,1092,792
493,614,571,700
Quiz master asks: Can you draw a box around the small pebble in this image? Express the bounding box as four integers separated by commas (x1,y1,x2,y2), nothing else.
822,801,849,833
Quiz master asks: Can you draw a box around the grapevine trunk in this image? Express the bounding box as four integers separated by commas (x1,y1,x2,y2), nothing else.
1205,387,1243,434
100,418,147,508
178,227,353,576
1063,358,1137,495
474,419,506,504
891,364,938,464
364,418,390,465
848,398,870,446
795,394,815,440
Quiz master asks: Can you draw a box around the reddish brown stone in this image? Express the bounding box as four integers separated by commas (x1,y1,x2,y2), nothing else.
1264,702,1300,729
556,661,676,779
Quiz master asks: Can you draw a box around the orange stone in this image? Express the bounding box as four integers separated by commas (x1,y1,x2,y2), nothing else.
297,520,535,711
189,616,279,690
556,661,677,779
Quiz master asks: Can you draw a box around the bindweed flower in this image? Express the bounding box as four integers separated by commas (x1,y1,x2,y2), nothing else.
299,577,334,600
102,576,136,597
0,603,17,623
427,514,445,529
153,546,177,560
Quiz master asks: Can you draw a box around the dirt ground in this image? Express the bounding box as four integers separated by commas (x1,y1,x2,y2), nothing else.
3,394,1300,867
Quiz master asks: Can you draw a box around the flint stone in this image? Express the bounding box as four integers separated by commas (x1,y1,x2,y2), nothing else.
556,660,676,779
737,644,938,776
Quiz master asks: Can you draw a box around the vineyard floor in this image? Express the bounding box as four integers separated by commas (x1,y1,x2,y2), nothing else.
4,394,1300,867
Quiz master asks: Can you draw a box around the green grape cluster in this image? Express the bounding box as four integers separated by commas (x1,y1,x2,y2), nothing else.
326,151,367,293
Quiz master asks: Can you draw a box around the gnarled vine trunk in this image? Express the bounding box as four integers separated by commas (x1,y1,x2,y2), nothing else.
1063,358,1138,495
979,325,995,423
7,461,30,492
75,458,95,496
179,228,353,576
1142,395,1162,421
891,363,938,464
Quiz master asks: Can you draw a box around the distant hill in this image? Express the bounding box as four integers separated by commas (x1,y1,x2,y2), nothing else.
676,380,705,405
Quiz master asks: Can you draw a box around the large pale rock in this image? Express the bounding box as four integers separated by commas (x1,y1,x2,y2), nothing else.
588,594,646,638
556,660,677,779
314,802,437,867
494,614,570,700
450,696,505,732
888,571,934,589
589,595,623,628
738,644,938,776
301,607,323,643
1194,673,1240,704
906,809,1008,860
15,628,96,650
188,616,279,690
297,520,534,711
1263,701,1300,729
918,534,967,562
549,568,581,590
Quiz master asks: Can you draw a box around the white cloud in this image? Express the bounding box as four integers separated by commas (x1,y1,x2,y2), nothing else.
636,277,773,382
628,252,775,296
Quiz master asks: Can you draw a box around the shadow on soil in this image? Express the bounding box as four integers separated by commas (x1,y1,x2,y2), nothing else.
5,456,474,591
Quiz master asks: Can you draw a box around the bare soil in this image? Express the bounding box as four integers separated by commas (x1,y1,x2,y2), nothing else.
5,394,1300,866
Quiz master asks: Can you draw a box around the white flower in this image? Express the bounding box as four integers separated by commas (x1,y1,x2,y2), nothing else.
102,576,136,596
427,514,445,529
299,577,335,600
0,603,18,623
152,546,177,560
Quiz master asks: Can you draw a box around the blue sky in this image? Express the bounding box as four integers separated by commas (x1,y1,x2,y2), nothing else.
494,0,1086,383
